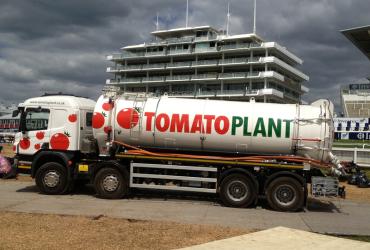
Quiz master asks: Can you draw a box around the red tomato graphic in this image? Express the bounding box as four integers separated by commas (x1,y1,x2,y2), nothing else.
102,102,114,111
68,114,77,123
34,144,41,150
50,133,70,150
92,112,105,129
104,126,112,134
117,108,139,129
36,131,45,140
19,138,30,150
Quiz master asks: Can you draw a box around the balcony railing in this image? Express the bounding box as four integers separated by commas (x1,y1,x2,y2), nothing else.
222,57,248,64
221,43,250,51
194,59,219,66
107,71,285,84
122,77,142,83
247,72,260,77
145,51,166,57
250,43,261,48
143,76,165,82
192,73,218,80
106,67,120,73
106,54,122,60
124,65,143,70
167,62,192,68
219,72,246,79
167,75,191,81
194,35,217,42
194,47,218,53
168,49,192,55
166,36,193,44
168,91,195,97
122,51,145,58
142,63,166,69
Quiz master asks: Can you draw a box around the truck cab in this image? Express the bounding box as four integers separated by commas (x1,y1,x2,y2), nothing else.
13,94,96,177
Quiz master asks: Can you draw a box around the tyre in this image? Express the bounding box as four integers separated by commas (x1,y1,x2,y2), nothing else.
219,173,256,208
94,167,128,199
266,176,304,212
35,162,68,195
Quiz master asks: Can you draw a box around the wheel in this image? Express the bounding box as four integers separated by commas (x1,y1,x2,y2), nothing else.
35,162,68,195
219,173,256,208
266,177,304,212
94,167,128,199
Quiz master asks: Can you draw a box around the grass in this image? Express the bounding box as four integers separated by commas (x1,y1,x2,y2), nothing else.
333,140,370,148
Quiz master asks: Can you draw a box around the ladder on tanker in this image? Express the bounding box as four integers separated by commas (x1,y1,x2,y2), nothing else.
129,93,148,137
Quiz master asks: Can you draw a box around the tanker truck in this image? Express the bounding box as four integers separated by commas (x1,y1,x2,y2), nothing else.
12,92,344,212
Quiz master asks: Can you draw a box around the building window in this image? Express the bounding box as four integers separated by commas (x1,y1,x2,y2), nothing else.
252,82,264,90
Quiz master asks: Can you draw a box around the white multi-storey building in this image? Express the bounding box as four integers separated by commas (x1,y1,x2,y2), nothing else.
106,26,309,103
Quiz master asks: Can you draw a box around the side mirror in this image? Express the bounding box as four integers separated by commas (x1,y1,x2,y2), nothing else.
12,110,19,117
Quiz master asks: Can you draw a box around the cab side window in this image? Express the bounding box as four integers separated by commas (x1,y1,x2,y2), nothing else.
25,108,50,131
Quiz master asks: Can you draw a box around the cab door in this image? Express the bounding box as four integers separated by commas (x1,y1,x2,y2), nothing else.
16,108,50,155
79,110,94,153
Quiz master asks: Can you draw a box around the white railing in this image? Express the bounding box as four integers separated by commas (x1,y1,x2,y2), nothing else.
145,51,166,56
194,47,218,53
194,59,219,66
123,77,142,83
125,65,143,70
142,63,166,69
332,147,370,168
193,73,218,79
219,72,246,78
167,75,191,81
221,43,251,50
168,91,195,97
222,58,248,64
122,51,145,58
166,37,193,44
143,76,165,82
167,62,192,68
168,49,191,55
106,54,122,60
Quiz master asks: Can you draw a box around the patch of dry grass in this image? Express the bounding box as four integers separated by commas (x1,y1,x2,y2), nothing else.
0,212,250,250
0,143,14,158
341,182,370,203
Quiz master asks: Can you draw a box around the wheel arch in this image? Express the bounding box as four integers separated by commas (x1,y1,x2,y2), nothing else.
264,171,306,191
91,160,129,181
31,151,75,178
219,167,259,193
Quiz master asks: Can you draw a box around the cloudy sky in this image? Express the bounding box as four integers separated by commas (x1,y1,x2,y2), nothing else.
0,0,369,111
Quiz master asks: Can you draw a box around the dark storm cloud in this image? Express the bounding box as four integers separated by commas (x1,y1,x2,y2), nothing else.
0,0,369,112
0,0,131,39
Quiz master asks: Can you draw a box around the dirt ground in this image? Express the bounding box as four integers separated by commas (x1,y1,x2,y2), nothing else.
0,212,249,250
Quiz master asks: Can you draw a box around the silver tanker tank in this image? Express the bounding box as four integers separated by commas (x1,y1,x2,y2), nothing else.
92,94,336,165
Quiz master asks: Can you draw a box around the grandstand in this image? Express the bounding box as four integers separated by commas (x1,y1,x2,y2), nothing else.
341,81,370,117
340,25,370,118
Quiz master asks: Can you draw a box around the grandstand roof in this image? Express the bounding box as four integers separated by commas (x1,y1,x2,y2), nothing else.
341,25,370,60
